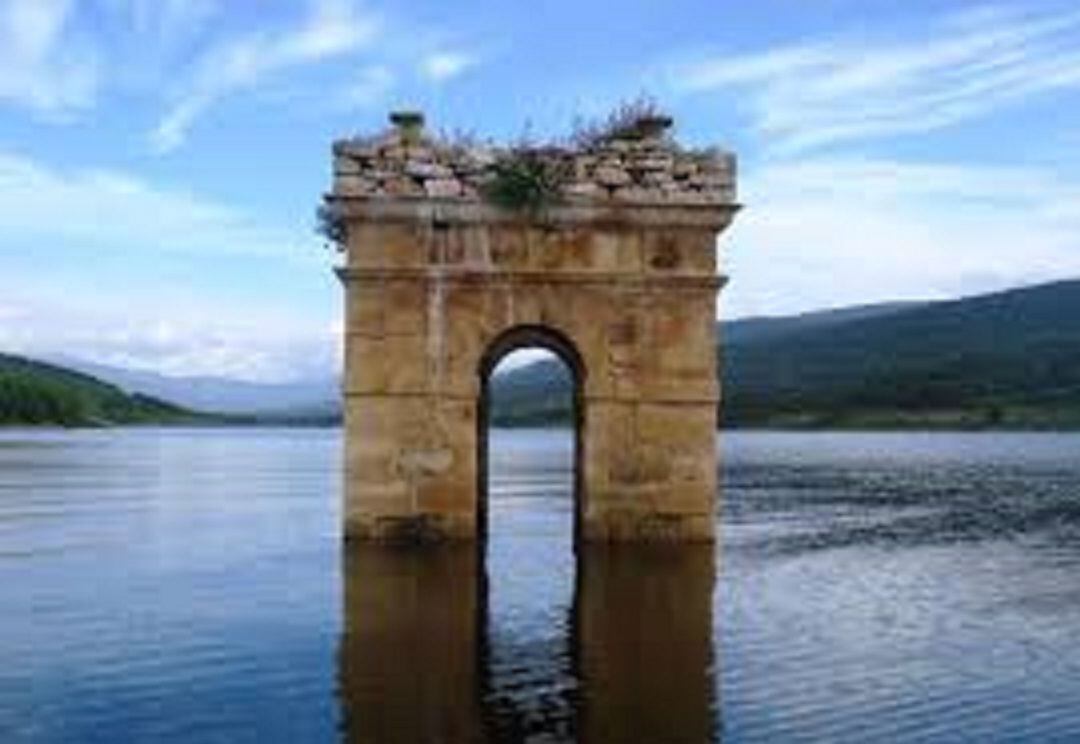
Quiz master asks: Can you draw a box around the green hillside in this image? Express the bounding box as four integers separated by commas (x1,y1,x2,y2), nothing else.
492,280,1080,429
0,353,205,427
489,357,574,426
725,279,1080,428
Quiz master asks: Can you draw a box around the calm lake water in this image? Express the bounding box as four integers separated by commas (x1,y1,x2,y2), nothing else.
2,428,1080,742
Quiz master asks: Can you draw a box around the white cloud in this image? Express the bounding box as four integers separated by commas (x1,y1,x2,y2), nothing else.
721,156,1080,318
0,0,98,115
0,147,338,380
670,6,1080,153
151,0,380,152
118,0,220,45
419,50,476,82
0,289,338,382
340,64,395,108
0,149,314,260
658,5,1080,317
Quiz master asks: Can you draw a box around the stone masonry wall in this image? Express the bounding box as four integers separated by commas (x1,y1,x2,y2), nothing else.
332,113,735,205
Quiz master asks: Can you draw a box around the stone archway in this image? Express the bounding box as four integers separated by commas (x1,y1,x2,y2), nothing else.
476,324,586,545
330,112,738,543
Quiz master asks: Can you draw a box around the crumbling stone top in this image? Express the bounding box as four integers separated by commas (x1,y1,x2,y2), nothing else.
331,111,736,207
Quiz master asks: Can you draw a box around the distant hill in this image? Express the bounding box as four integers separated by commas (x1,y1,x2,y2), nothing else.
50,357,339,417
21,279,1080,429
725,279,1080,428
493,280,1080,429
489,354,574,426
722,301,925,345
0,354,206,427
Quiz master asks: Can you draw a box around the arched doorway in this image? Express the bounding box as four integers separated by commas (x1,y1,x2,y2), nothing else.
477,325,586,548
476,325,585,737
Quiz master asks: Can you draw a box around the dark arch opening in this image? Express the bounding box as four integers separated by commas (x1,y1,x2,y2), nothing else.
476,324,585,737
477,324,586,549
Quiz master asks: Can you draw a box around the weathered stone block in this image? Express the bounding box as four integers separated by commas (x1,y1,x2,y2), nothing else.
594,165,632,187
424,177,462,197
335,174,375,196
405,160,450,179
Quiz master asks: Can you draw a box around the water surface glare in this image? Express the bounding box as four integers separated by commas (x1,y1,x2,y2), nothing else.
2,428,1080,742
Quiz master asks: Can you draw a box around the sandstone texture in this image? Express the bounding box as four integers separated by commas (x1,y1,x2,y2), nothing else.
330,112,739,543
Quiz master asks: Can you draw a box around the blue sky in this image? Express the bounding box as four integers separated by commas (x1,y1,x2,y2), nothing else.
1,0,1079,381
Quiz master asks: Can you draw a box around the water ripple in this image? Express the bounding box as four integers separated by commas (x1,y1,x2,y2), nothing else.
3,429,1080,741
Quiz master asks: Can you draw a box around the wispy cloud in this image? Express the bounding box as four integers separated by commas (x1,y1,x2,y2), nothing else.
0,147,336,380
151,0,381,152
120,0,221,48
670,5,1080,153
340,64,395,109
723,155,1080,317
419,50,477,83
0,0,98,116
103,0,222,87
0,288,339,382
0,149,312,260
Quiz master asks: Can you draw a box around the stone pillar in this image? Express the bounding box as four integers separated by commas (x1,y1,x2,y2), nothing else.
331,112,738,543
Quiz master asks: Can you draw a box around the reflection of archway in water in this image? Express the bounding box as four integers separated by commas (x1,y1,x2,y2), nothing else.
477,326,582,739
337,545,718,743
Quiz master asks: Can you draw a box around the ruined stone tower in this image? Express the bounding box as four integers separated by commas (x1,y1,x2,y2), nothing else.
328,111,738,543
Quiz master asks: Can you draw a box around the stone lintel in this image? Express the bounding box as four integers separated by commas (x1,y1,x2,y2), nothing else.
325,194,740,231
342,391,721,406
334,266,729,290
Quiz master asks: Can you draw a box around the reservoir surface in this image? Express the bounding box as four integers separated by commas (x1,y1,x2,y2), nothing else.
2,428,1079,742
